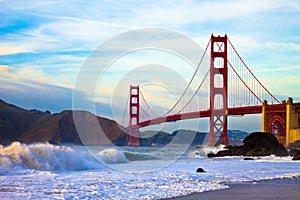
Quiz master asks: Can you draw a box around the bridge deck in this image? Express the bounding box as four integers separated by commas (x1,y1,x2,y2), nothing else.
133,103,300,129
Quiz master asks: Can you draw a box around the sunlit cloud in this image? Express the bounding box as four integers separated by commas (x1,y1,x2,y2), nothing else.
0,65,45,82
0,44,29,55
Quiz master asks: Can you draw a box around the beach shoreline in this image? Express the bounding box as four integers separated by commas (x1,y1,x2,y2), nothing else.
169,176,300,200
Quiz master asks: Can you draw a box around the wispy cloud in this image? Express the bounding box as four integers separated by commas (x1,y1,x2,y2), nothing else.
265,42,300,50
0,44,29,55
254,65,300,73
128,0,288,25
0,64,48,84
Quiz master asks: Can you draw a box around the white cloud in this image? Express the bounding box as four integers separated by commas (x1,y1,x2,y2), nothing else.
38,18,127,43
0,33,61,53
227,35,264,55
254,65,300,73
130,0,288,26
285,0,300,11
2,0,294,54
0,18,134,54
1,0,297,56
265,42,300,50
2,0,62,11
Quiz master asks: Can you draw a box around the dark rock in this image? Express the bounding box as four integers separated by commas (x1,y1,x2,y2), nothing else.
289,149,300,157
216,150,234,157
287,140,300,151
274,143,289,156
292,151,300,160
243,132,279,150
245,147,272,156
207,152,217,157
213,132,289,157
244,157,254,160
225,145,236,150
196,168,205,173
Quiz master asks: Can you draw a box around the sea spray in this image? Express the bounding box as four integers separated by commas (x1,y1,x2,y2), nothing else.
97,148,129,164
186,145,226,158
202,144,226,156
97,148,158,164
0,142,107,172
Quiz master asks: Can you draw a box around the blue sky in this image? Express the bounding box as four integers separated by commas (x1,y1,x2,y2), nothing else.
1,0,300,132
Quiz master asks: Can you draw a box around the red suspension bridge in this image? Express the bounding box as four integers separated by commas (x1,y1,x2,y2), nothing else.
124,34,300,146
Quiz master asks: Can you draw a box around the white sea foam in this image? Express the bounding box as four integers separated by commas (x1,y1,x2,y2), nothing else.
96,148,158,164
202,144,226,155
97,148,129,164
186,145,226,158
0,142,107,172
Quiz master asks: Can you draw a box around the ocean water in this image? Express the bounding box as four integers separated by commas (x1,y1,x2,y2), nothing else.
0,142,300,199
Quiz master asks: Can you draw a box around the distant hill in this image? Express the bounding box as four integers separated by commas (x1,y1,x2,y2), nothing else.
228,129,250,144
139,129,207,146
0,99,127,145
140,129,249,146
140,130,205,146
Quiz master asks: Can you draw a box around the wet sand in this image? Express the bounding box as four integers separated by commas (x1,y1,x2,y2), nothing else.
169,177,300,200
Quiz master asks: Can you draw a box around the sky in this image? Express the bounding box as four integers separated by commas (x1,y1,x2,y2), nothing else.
1,0,300,132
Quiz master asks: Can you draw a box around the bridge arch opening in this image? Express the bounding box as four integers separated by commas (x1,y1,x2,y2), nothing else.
267,116,286,144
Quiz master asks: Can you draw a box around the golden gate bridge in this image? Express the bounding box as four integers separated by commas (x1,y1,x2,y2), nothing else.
122,34,300,146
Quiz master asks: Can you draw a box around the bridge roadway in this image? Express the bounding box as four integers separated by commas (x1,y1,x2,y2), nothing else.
132,102,300,129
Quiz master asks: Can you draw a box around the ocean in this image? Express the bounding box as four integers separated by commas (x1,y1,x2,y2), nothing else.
0,142,299,199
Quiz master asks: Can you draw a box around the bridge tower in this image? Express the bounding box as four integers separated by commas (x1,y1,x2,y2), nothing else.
262,98,300,146
128,85,140,146
209,34,229,145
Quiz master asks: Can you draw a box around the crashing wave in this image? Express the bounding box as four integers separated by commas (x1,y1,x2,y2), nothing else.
0,142,107,171
98,148,130,164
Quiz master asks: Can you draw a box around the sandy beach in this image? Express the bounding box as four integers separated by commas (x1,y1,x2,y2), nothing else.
169,177,300,200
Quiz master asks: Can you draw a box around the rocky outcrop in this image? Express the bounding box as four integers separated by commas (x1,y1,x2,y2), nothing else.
288,140,300,160
287,140,300,150
292,151,300,160
208,132,289,157
287,140,300,159
273,143,290,156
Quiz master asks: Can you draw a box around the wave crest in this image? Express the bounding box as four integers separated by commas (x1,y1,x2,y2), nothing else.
0,142,106,171
98,148,129,164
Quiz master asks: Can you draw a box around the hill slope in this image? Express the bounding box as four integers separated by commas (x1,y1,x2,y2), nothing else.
0,99,127,145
